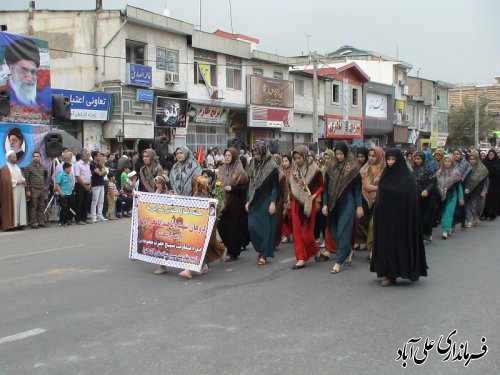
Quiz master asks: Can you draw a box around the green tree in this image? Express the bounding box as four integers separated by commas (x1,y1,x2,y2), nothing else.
448,96,497,147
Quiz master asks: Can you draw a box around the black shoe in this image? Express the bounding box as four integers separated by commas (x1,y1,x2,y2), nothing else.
291,264,306,270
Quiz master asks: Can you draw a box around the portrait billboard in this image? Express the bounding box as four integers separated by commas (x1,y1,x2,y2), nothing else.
0,123,51,168
129,192,218,273
248,75,294,108
0,32,52,124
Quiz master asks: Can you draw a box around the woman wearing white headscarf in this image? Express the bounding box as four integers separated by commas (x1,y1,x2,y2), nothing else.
1,150,27,230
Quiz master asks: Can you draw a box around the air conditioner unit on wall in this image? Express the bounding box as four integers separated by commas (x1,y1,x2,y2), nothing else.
399,80,406,86
165,72,180,85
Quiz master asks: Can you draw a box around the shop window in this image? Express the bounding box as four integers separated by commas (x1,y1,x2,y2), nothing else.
126,41,146,65
332,83,340,103
273,71,284,80
226,55,242,90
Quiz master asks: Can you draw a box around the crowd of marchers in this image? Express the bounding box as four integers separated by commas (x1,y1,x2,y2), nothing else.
2,143,500,287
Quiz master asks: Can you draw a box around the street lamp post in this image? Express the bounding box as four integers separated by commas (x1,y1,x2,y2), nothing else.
115,129,124,156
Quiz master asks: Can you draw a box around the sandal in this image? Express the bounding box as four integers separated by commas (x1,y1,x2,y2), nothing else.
315,252,330,262
178,270,192,279
330,264,341,274
257,255,267,265
344,251,354,266
154,265,167,275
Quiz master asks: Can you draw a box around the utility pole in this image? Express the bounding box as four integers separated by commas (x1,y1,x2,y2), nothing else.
474,96,480,148
312,50,319,144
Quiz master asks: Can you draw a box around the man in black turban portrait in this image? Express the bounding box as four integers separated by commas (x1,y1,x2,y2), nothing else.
4,38,41,107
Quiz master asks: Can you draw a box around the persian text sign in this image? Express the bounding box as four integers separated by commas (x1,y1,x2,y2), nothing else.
129,192,217,272
127,63,152,87
52,89,111,121
193,105,229,124
248,106,293,128
155,97,188,127
249,75,294,108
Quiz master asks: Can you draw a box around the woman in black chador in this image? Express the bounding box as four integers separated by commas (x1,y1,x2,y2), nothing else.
369,148,428,287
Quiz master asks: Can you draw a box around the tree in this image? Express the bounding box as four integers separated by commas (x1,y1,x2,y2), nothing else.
448,96,498,147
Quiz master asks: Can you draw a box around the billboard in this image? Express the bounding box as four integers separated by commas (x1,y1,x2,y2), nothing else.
52,89,111,121
129,192,218,273
155,97,188,128
366,92,387,119
325,115,363,139
248,105,293,128
0,32,52,124
249,75,294,108
192,105,229,125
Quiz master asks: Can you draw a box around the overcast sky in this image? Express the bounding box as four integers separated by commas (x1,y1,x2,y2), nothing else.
1,0,499,84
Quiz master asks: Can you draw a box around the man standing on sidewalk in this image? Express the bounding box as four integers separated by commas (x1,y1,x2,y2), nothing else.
74,149,92,225
23,151,48,229
90,152,108,223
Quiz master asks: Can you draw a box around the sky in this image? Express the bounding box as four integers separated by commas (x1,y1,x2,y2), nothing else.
1,0,499,85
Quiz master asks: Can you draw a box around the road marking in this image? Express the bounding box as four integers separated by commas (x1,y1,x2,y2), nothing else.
0,245,86,260
278,257,296,264
0,328,46,345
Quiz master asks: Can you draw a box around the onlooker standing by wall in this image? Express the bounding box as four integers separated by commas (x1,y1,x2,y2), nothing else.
23,151,48,228
90,152,108,222
73,149,92,225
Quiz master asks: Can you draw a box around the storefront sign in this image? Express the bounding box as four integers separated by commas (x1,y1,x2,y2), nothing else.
155,97,188,127
0,32,52,124
52,89,111,121
129,192,218,273
325,115,363,139
248,106,293,128
127,63,152,87
137,89,154,103
193,105,228,125
249,75,294,108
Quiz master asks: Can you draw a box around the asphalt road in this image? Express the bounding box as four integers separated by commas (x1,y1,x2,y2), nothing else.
0,217,499,375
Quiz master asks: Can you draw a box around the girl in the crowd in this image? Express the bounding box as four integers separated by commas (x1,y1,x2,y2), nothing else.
289,145,323,269
412,151,438,244
370,149,428,287
452,149,471,230
246,141,279,266
436,154,464,239
322,143,363,274
138,149,163,193
359,147,385,257
482,148,500,221
280,154,293,243
464,151,489,227
217,147,249,262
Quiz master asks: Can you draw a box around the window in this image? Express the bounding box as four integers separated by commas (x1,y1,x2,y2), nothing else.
352,88,359,106
253,67,263,76
126,41,146,65
156,47,179,73
295,79,304,96
226,55,242,90
332,83,340,103
194,48,217,86
273,71,283,80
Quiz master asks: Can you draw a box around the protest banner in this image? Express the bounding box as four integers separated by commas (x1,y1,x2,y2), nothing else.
129,192,218,273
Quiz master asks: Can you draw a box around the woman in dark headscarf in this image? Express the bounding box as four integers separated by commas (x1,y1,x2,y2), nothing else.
217,147,249,261
464,151,489,227
370,148,428,287
356,147,369,168
482,148,500,220
412,151,438,244
169,146,202,196
436,154,464,239
273,154,290,248
246,141,279,265
289,145,323,269
321,142,363,274
138,149,163,192
280,154,293,243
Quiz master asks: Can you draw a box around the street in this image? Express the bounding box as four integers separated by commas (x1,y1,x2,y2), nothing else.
0,218,499,375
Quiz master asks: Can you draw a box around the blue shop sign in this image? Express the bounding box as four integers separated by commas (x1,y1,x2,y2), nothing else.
51,89,111,121
128,63,152,87
137,89,154,103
